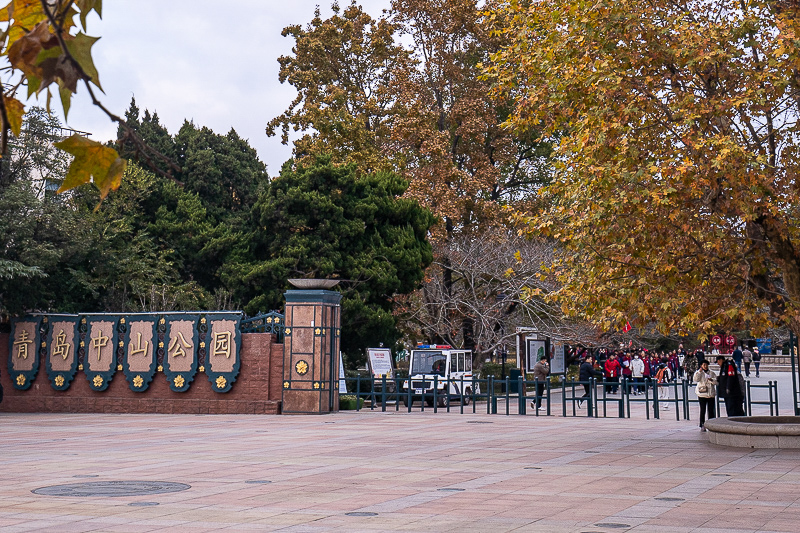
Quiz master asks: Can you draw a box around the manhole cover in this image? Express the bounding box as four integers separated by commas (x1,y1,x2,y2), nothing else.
438,488,465,492
585,451,600,453
711,473,732,477
245,480,272,484
594,523,630,529
655,497,684,502
466,421,493,424
524,467,542,470
33,481,190,497
128,502,159,507
345,512,377,516
72,475,98,478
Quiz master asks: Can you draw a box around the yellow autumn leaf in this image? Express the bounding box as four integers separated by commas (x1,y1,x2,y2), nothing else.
54,134,126,199
2,94,24,136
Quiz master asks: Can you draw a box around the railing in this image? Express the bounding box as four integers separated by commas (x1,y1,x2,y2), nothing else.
341,375,780,420
240,311,285,341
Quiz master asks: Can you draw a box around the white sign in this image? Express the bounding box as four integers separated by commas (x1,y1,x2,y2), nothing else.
338,352,347,394
550,341,565,374
367,348,394,378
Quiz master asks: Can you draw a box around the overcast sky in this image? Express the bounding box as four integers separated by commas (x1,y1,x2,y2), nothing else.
57,1,391,176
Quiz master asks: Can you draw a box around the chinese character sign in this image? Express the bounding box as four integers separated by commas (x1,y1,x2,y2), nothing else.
8,317,41,390
163,315,199,392
123,317,158,392
7,312,244,395
46,316,79,391
83,316,119,391
205,314,241,393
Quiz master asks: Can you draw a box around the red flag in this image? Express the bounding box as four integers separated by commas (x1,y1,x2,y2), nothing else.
623,321,632,333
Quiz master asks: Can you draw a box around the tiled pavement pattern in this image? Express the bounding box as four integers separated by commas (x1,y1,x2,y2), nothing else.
1,411,800,532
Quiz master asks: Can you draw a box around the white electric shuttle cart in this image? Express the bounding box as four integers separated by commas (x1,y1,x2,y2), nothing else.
401,345,479,407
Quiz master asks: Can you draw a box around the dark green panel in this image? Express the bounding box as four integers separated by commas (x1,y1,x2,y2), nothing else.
8,316,42,390
122,314,158,392
44,314,80,391
203,312,242,393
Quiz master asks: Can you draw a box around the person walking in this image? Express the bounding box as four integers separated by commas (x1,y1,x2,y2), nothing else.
605,353,622,394
752,346,761,378
694,347,706,365
732,344,743,372
578,356,600,407
676,344,686,379
621,353,633,394
531,355,550,410
631,352,645,394
693,360,717,430
655,362,672,409
742,346,753,377
721,358,746,416
683,349,698,384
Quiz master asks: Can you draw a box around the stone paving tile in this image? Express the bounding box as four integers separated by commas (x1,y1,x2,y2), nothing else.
3,411,800,532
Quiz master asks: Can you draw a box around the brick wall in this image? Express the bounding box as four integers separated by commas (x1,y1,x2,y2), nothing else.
0,332,284,415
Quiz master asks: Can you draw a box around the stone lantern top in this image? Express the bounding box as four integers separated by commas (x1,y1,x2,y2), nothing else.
287,279,340,290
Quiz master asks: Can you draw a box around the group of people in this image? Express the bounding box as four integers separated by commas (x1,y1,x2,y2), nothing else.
570,345,752,427
595,345,701,393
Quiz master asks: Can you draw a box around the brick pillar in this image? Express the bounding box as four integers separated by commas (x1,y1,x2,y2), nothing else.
281,289,341,414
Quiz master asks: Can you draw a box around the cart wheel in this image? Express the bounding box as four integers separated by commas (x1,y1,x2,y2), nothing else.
425,397,434,407
402,397,411,407
463,388,471,405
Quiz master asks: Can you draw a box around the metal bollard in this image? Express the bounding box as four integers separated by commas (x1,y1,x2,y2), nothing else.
381,374,387,412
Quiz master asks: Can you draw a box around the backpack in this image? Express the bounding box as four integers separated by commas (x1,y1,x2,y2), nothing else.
655,367,667,383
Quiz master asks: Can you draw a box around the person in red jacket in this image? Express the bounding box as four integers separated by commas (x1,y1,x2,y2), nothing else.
620,352,633,394
605,353,622,394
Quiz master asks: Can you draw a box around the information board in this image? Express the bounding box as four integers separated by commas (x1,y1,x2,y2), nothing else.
339,351,347,393
366,348,394,378
527,339,546,373
550,341,566,374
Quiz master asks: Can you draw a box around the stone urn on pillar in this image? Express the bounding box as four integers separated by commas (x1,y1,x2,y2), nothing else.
281,279,342,414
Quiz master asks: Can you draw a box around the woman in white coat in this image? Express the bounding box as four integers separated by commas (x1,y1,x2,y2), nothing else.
693,360,717,430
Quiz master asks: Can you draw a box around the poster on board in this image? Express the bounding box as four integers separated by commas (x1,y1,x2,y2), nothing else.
366,348,394,378
339,352,347,393
550,341,565,374
527,339,546,373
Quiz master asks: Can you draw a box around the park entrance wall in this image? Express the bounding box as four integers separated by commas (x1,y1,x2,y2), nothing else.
1,311,285,414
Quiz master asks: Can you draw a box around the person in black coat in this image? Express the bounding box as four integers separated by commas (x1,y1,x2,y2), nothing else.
718,355,745,416
578,356,601,407
724,362,746,416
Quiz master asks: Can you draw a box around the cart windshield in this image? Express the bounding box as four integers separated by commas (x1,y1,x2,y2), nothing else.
411,350,447,376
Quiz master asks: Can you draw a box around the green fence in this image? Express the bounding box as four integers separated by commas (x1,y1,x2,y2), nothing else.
342,375,779,420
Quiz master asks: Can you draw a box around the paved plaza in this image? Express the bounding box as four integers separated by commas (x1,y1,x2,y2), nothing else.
2,398,800,533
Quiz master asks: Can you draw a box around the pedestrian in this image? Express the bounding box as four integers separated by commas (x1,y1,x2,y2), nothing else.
631,352,645,394
677,344,686,379
719,357,745,416
668,351,679,378
683,349,698,384
693,360,717,430
531,355,550,410
604,353,621,394
578,356,600,407
694,347,706,366
655,362,672,409
732,344,743,372
752,346,761,378
742,346,753,377
621,353,633,394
